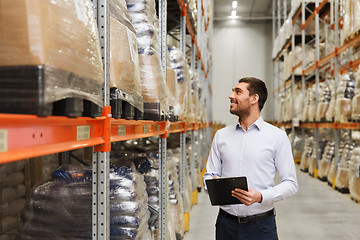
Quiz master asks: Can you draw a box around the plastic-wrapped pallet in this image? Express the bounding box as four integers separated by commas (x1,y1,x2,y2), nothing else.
335,140,355,193
349,137,360,202
293,133,305,160
318,141,335,182
0,0,104,116
109,0,143,118
335,73,355,123
325,78,336,122
302,85,315,122
284,88,292,122
166,50,178,121
342,0,360,44
110,159,152,240
0,161,27,240
293,86,304,122
167,150,185,239
168,46,191,120
351,68,360,120
316,81,331,121
141,155,160,238
190,68,200,122
126,0,168,120
300,136,314,172
308,84,318,122
309,130,329,176
18,163,151,239
327,135,349,186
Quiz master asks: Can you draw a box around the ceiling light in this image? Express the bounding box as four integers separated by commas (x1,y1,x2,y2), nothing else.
232,1,238,9
231,10,236,18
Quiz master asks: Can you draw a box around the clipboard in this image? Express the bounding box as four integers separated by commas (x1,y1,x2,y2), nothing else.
205,177,248,206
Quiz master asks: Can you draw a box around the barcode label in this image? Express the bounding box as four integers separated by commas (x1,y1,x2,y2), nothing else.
77,126,90,141
0,130,8,152
118,126,126,136
157,125,160,132
143,126,148,134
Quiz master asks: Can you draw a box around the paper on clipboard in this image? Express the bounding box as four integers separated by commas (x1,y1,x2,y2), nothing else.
205,176,248,206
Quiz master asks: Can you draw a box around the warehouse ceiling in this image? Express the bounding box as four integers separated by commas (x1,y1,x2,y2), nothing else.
214,0,273,21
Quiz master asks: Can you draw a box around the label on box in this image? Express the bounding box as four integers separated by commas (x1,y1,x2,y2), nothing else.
74,0,88,24
157,125,160,132
143,126,148,134
77,126,90,141
0,130,8,152
118,126,126,136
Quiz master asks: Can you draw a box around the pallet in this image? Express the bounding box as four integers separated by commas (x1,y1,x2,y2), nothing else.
318,176,327,182
334,186,350,194
351,196,359,203
168,106,178,122
143,102,166,121
110,88,143,120
343,29,360,44
0,65,102,117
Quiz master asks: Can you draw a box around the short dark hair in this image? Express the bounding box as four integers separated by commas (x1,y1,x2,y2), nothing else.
238,77,268,111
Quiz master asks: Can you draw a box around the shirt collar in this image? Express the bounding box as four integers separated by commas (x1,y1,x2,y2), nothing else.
236,116,264,131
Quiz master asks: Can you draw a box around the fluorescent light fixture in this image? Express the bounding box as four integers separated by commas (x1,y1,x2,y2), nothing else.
232,1,238,9
231,10,236,17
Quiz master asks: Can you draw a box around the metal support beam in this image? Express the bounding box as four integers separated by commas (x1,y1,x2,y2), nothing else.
190,130,196,190
159,0,167,78
92,1,110,239
158,137,167,240
96,0,110,106
180,132,186,213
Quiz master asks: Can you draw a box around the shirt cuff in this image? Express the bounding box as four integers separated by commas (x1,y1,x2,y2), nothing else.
260,189,274,205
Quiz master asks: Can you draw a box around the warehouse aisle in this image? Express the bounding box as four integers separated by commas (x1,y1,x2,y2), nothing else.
183,166,360,240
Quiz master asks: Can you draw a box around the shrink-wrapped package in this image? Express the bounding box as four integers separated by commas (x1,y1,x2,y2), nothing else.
335,141,354,192
167,150,184,239
126,0,168,120
18,163,151,239
0,161,26,240
309,130,329,176
351,69,360,120
109,0,143,114
0,0,104,115
293,133,305,160
169,46,191,119
325,79,336,121
190,69,200,122
308,143,317,177
342,0,360,43
349,144,360,201
335,73,355,122
293,86,304,122
300,136,314,172
316,81,331,121
166,50,178,119
318,141,335,181
343,0,352,42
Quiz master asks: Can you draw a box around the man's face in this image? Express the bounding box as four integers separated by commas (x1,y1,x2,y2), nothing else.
229,82,251,118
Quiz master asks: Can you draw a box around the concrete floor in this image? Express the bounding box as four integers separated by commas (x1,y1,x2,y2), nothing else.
183,166,360,240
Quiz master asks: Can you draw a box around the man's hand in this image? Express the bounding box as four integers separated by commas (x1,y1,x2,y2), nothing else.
231,188,262,206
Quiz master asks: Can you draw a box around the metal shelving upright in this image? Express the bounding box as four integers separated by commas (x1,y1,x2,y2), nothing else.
0,1,213,239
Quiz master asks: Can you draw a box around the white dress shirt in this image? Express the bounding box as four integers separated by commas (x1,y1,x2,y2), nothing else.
203,116,298,217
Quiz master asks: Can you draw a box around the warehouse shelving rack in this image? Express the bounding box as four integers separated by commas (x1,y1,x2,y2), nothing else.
273,0,360,188
0,0,212,239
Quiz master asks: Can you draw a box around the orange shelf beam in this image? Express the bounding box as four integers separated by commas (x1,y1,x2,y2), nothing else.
305,32,360,75
303,0,328,29
0,114,105,164
110,120,167,142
